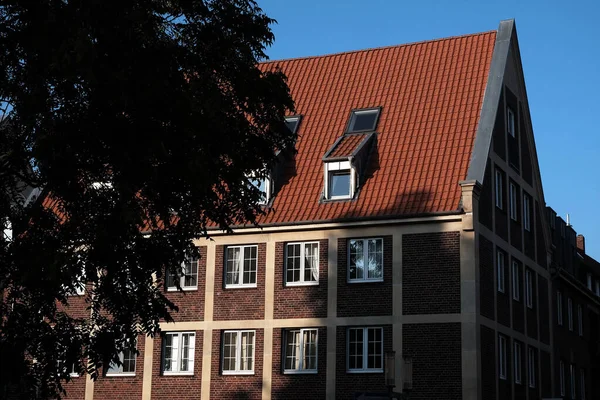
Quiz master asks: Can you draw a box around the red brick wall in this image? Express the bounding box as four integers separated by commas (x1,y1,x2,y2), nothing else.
481,325,497,400
337,236,392,317
56,284,91,319
151,331,203,399
403,323,462,400
271,327,326,399
210,329,263,399
335,325,392,399
480,234,495,320
94,335,145,399
273,240,328,319
402,232,461,315
61,375,86,400
163,246,206,321
214,244,265,321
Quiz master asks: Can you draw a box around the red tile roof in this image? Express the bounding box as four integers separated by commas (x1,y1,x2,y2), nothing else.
254,30,497,225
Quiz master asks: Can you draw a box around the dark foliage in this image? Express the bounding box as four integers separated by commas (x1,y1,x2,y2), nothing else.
0,0,294,398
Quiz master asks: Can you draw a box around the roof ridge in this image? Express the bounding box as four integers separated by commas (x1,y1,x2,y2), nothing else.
261,30,497,64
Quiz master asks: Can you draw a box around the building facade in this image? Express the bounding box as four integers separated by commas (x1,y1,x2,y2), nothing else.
58,20,600,400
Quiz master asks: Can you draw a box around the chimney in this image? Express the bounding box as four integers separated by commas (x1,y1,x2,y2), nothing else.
577,234,585,253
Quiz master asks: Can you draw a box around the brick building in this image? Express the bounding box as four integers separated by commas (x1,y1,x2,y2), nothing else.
58,19,600,400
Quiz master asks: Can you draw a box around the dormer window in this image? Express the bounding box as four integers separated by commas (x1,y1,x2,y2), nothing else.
285,116,301,134
347,108,381,133
329,166,352,199
249,171,271,205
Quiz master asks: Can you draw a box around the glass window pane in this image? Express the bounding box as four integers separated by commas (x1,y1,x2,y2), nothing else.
330,172,350,197
223,332,237,371
226,247,240,285
287,244,301,283
349,240,364,280
183,257,198,287
350,110,378,132
304,243,319,282
285,330,300,370
367,239,383,279
348,328,364,370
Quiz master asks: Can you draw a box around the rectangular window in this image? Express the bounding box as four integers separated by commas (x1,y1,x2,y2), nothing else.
560,360,566,396
513,341,522,384
107,344,137,376
348,238,383,282
225,245,258,288
581,370,586,400
249,172,270,205
557,291,563,326
525,269,533,308
495,169,504,210
523,193,531,231
550,211,556,229
166,255,199,291
512,261,520,301
162,332,195,375
286,242,319,285
497,250,505,293
347,108,380,133
498,335,507,380
527,347,536,388
587,273,593,290
509,182,518,221
283,328,318,373
507,107,515,137
222,330,255,374
347,327,383,372
568,298,573,331
578,305,583,336
570,364,576,399
329,170,351,199
595,280,600,297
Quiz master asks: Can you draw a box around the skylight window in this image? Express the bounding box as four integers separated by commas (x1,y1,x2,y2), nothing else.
285,116,301,134
347,108,380,133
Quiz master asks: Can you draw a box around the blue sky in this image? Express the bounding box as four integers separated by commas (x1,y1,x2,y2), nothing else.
259,0,600,259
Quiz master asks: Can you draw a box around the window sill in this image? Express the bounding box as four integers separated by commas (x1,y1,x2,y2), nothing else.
105,373,136,377
347,369,383,374
222,371,254,376
69,373,80,378
166,287,198,292
283,370,318,375
163,371,194,376
285,282,319,287
224,284,258,290
499,376,507,381
347,279,384,284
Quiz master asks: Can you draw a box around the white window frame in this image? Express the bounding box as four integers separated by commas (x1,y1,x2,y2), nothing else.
324,161,354,200
512,261,520,301
498,334,507,380
513,341,522,384
224,245,258,288
523,193,531,231
570,364,576,399
578,304,583,336
495,169,503,210
507,107,515,138
557,291,563,326
581,370,586,400
222,330,256,375
527,347,535,388
568,297,573,331
525,269,533,308
497,250,505,293
285,242,319,286
283,328,318,374
106,342,137,377
162,332,195,375
347,238,384,283
166,255,199,291
560,360,566,396
248,170,272,205
509,182,518,221
347,327,384,373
